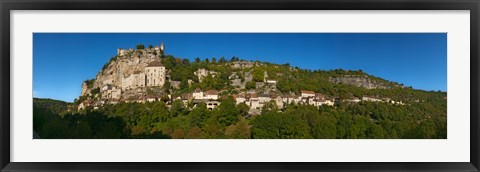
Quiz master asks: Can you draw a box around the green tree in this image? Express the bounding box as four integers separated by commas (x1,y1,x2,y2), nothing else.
237,103,250,116
40,117,69,138
171,99,185,117
251,112,311,139
69,121,92,138
217,97,240,127
252,68,264,82
136,44,145,49
190,102,208,127
261,100,278,115
246,81,256,90
225,120,251,139
219,57,227,63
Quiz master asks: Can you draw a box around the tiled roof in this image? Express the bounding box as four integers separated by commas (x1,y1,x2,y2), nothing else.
205,90,218,95
258,93,270,97
301,90,315,94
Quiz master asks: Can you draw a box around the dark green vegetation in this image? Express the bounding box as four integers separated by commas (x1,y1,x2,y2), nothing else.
33,54,447,139
33,98,71,115
33,97,446,139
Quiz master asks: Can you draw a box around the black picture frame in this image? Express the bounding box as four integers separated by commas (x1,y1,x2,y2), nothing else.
1,0,479,171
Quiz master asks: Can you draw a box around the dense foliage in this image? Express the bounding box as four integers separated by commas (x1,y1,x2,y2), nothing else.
33,98,71,115
34,96,446,139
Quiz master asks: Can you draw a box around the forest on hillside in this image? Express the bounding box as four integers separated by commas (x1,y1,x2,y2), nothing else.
34,95,446,139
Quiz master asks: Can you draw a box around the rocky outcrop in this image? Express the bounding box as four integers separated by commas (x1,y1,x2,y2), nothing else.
329,75,390,89
82,47,166,102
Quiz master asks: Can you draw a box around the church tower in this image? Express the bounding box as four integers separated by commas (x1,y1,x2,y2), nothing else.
160,42,165,56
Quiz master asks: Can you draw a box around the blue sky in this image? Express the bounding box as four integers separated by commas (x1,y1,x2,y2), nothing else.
33,33,447,102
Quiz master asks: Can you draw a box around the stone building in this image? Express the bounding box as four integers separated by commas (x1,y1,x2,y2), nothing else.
122,71,146,90
145,60,166,87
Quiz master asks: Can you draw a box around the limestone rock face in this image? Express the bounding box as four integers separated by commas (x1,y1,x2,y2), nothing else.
94,51,157,88
83,48,166,102
328,75,390,89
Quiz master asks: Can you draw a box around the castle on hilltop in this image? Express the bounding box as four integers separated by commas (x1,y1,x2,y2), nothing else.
117,43,167,91
80,43,168,105
117,42,165,57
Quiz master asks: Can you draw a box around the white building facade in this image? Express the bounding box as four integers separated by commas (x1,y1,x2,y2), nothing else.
145,61,166,87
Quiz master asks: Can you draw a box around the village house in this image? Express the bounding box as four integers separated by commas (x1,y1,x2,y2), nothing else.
146,95,160,102
258,93,272,103
192,88,204,100
248,93,261,109
206,101,220,110
301,90,316,98
344,97,361,103
282,95,301,105
387,100,405,105
362,96,383,102
265,78,277,84
191,99,220,110
234,94,247,105
315,99,335,106
204,90,219,100
180,93,192,106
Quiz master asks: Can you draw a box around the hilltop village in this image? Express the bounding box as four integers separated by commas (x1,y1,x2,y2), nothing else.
33,41,447,140
76,43,406,116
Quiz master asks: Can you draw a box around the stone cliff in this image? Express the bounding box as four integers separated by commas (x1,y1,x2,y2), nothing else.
81,46,167,103
328,75,391,89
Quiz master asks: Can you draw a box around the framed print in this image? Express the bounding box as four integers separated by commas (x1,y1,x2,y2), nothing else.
1,0,479,171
